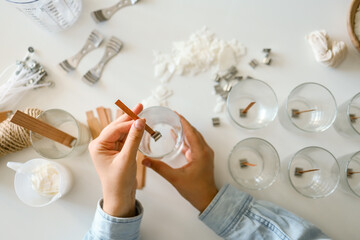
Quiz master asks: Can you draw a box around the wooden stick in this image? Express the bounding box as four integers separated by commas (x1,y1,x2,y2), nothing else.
297,169,320,174
0,111,12,123
136,152,146,189
86,111,102,139
96,107,111,129
10,110,76,148
105,108,112,123
348,171,360,175
242,162,257,167
115,99,162,141
350,116,360,120
293,109,316,115
241,102,256,114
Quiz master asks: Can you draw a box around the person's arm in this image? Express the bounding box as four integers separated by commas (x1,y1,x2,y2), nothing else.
84,103,146,240
143,113,330,240
199,184,329,240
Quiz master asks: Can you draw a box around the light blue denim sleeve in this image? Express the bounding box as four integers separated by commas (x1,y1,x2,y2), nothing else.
199,184,330,240
83,199,143,240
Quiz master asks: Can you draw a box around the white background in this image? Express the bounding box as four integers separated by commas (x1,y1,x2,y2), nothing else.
0,0,359,239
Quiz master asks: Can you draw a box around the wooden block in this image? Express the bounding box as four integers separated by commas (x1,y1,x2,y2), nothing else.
96,107,111,129
136,152,146,190
86,111,102,139
105,108,112,123
10,110,76,148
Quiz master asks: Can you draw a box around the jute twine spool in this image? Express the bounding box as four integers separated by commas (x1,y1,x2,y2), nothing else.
0,108,42,157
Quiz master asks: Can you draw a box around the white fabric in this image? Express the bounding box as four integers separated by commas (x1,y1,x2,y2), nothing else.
306,30,347,68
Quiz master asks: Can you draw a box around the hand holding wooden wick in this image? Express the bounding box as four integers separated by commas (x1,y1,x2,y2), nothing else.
115,100,162,141
241,102,256,114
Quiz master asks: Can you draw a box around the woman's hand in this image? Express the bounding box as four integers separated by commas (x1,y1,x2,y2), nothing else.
89,104,145,218
142,113,218,213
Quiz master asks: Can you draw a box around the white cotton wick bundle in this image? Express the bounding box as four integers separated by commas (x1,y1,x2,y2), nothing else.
0,55,50,110
305,30,347,68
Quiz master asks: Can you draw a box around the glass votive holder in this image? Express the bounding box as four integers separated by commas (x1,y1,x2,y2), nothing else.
288,147,340,198
30,109,91,159
280,83,337,133
334,93,360,140
338,151,360,198
228,138,280,190
138,106,183,160
227,79,278,130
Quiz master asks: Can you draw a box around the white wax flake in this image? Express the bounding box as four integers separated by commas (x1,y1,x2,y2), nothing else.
213,97,226,113
355,6,360,41
142,85,172,108
153,27,246,81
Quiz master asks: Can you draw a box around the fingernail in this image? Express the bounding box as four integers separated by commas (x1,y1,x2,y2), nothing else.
142,159,151,167
135,119,145,130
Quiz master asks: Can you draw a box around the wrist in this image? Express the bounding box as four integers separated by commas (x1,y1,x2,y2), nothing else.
102,194,136,218
193,187,218,213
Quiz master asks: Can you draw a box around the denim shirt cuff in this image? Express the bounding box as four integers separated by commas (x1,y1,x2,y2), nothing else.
199,184,253,238
89,199,143,240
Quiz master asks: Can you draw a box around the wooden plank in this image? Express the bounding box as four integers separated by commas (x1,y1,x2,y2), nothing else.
86,111,102,139
136,152,146,189
96,106,111,129
10,110,76,148
105,108,112,123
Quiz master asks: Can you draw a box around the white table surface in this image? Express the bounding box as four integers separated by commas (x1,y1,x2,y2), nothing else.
0,0,359,239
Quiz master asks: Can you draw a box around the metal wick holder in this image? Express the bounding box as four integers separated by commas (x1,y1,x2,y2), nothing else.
294,167,303,177
239,109,247,118
212,117,220,126
151,131,162,142
347,168,353,178
291,109,300,118
350,114,357,123
240,159,249,168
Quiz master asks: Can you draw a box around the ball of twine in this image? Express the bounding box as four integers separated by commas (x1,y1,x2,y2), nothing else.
0,108,42,157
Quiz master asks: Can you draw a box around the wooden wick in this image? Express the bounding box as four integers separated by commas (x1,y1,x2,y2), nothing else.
293,109,316,115
241,102,256,114
297,169,320,174
10,110,77,148
350,116,360,121
242,162,257,167
115,100,162,141
347,171,360,175
86,111,102,139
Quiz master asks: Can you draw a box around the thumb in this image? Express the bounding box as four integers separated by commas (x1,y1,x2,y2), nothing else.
142,158,177,183
122,119,146,160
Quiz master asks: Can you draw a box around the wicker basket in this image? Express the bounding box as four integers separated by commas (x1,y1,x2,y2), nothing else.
348,0,360,52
